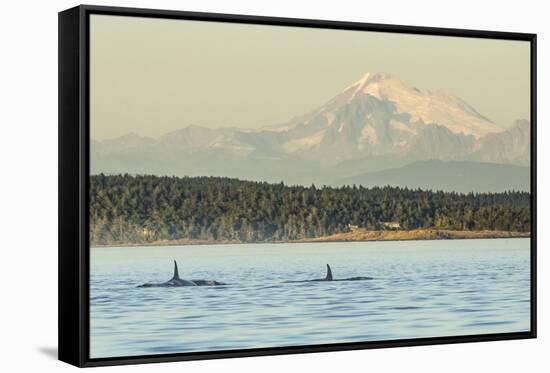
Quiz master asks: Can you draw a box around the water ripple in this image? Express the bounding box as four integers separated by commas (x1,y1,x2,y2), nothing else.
90,239,530,358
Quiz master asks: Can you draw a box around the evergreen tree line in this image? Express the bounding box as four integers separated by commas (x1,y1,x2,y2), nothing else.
90,174,531,246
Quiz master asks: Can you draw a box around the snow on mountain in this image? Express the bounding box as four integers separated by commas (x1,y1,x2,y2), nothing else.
269,72,502,163
91,72,530,188
342,72,499,138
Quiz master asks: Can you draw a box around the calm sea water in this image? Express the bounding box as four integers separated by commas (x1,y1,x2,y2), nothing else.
90,238,530,358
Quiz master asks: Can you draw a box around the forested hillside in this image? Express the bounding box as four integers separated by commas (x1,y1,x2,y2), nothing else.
90,174,531,246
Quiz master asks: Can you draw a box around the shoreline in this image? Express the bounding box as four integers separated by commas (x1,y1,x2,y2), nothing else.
91,229,530,248
298,228,530,243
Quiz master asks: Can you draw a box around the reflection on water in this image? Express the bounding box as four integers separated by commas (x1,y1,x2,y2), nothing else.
90,239,530,358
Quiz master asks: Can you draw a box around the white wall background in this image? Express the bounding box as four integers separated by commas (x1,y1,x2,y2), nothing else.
0,0,546,371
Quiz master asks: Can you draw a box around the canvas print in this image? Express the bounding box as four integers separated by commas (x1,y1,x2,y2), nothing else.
89,15,532,358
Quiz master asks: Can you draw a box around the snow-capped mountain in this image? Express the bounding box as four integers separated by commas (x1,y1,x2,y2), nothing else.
91,72,530,190
343,72,499,138
263,72,504,164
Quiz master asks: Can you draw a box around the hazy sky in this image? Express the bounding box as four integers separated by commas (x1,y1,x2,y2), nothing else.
90,15,530,140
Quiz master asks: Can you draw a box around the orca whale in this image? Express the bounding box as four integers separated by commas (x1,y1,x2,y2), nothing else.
137,260,226,287
284,264,372,283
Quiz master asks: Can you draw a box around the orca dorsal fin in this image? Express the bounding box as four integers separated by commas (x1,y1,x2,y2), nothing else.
172,260,180,280
325,264,333,281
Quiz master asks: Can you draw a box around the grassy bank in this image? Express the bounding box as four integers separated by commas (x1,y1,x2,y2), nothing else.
91,229,530,248
299,228,530,243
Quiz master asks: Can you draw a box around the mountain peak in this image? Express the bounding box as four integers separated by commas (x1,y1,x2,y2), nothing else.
340,72,500,138
347,72,392,93
347,72,417,102
357,71,393,82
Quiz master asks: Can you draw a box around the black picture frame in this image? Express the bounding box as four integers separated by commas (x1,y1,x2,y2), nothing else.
58,4,537,368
